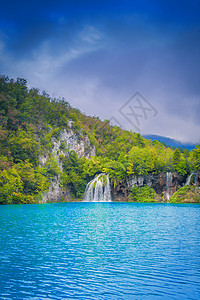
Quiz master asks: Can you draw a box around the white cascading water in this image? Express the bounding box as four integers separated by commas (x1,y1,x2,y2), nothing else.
185,173,194,186
83,173,112,202
103,174,112,202
166,172,172,201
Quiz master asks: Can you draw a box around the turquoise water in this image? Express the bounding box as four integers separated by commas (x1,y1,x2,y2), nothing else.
0,203,200,299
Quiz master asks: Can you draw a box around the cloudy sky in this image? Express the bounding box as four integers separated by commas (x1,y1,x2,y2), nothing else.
0,0,200,143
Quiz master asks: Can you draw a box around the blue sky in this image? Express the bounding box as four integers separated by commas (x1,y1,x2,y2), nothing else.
0,0,200,143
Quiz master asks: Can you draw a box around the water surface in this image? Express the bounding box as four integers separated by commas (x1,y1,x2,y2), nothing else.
0,203,200,299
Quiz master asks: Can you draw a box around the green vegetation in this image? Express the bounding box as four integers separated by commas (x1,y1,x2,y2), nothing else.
170,186,200,203
128,186,157,202
60,151,87,198
0,75,199,204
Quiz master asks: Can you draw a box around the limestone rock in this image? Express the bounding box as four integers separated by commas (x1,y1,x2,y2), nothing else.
39,127,95,203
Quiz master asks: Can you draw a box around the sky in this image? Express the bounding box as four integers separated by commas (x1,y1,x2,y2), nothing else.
0,0,200,143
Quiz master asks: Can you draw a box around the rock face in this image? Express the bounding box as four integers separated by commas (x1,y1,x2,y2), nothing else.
112,172,199,202
39,128,95,203
40,128,95,166
42,177,64,203
52,129,95,160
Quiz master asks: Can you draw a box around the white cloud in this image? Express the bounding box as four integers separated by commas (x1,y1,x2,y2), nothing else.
79,26,103,44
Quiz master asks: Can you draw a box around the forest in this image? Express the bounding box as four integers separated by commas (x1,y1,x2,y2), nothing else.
0,76,200,204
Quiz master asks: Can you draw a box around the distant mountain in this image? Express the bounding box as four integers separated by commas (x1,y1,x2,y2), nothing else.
143,135,197,150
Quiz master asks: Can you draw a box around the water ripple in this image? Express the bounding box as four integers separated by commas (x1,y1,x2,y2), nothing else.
0,203,200,299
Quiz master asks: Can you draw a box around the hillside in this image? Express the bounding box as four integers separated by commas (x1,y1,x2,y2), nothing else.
0,76,200,204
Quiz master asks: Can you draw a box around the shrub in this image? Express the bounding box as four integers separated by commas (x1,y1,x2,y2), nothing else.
170,186,200,203
129,185,156,202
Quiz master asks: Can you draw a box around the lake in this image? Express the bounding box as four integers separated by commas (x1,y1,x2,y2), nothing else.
0,202,200,299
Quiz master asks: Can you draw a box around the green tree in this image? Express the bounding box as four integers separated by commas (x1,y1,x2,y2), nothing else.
172,149,187,175
127,146,157,175
172,149,181,166
61,152,87,198
0,167,23,204
9,127,41,164
192,145,200,172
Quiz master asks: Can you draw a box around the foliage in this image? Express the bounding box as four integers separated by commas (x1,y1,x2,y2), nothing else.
0,167,23,204
129,185,157,202
8,127,41,164
170,186,200,203
44,155,61,179
172,149,187,175
60,151,87,198
127,146,158,175
191,146,200,171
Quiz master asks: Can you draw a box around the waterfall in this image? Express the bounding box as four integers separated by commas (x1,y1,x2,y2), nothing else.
103,174,112,202
93,174,103,202
194,173,198,186
83,173,112,202
166,172,172,201
185,173,198,186
185,173,194,186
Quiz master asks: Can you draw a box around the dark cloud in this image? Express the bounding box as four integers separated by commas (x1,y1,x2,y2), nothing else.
0,0,200,142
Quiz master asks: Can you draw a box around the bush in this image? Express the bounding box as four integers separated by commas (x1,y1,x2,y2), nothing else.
129,185,156,202
170,186,200,203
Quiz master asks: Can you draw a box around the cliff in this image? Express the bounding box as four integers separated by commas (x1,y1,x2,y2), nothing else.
111,172,200,202
39,127,95,203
